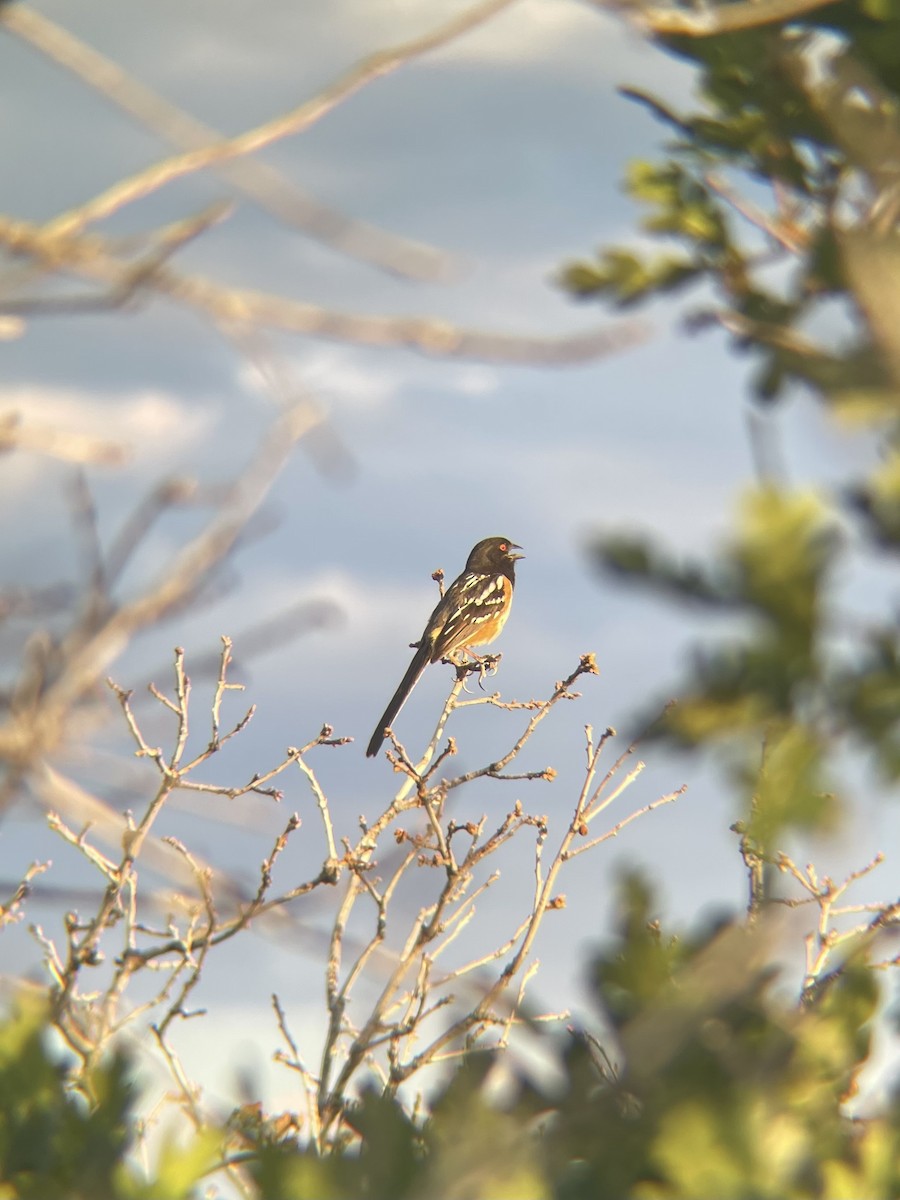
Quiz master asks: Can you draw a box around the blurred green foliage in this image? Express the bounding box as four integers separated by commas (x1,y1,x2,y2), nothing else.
0,998,221,1200
0,998,131,1200
562,0,900,842
8,876,893,1199
600,489,842,846
527,877,898,1200
562,5,900,409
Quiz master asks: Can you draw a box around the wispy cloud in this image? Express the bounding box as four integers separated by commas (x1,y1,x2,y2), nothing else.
0,385,216,499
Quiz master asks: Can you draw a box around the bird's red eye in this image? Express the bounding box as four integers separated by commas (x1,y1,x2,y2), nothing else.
499,542,507,552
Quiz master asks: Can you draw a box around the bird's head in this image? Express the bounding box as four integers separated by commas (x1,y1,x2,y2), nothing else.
465,537,525,574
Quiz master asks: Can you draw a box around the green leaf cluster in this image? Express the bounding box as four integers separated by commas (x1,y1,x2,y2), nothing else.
560,3,900,414
594,487,852,844
0,998,132,1200
251,1064,548,1200
526,878,898,1200
567,0,900,844
0,902,894,1200
248,879,898,1200
0,998,220,1200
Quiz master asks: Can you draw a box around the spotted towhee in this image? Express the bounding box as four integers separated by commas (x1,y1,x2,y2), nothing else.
365,536,524,758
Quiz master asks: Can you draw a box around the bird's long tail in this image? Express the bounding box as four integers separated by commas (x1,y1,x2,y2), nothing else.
365,644,431,758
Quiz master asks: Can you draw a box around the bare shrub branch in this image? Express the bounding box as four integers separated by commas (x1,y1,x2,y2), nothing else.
5,630,686,1164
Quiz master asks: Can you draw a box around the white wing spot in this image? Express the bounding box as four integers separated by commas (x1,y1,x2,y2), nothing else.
473,579,500,605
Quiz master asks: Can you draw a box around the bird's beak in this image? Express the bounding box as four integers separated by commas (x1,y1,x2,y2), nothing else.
508,543,525,561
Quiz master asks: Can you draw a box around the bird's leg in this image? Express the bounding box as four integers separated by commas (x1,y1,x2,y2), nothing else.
446,649,501,693
473,651,501,690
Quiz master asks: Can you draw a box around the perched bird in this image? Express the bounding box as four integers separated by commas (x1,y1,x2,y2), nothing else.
365,536,524,758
